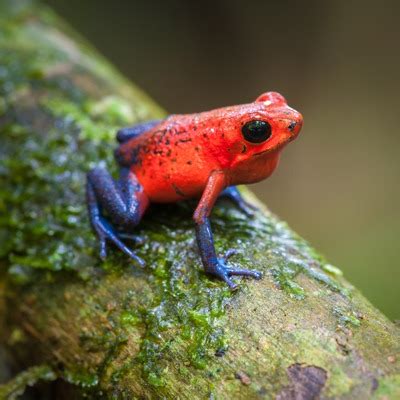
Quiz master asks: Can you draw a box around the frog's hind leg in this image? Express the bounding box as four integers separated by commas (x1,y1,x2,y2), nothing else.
219,186,257,217
86,167,149,267
116,119,163,143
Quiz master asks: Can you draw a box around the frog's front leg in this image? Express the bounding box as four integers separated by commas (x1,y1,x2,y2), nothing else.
86,167,148,267
219,186,257,217
193,171,262,290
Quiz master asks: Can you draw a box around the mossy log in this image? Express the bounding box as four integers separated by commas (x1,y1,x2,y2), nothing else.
0,1,399,399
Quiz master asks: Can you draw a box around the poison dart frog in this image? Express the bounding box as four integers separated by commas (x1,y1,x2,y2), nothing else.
86,92,303,289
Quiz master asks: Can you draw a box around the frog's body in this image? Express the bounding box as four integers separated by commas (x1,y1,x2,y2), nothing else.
87,92,303,289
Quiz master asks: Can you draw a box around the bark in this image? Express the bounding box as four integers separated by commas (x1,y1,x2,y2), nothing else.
0,1,399,399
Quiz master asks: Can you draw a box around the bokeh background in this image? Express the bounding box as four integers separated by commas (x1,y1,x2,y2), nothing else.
45,0,399,319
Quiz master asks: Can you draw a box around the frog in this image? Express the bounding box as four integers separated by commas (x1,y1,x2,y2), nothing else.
86,91,303,289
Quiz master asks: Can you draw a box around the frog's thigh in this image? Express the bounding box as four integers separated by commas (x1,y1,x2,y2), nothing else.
116,119,163,143
87,167,148,228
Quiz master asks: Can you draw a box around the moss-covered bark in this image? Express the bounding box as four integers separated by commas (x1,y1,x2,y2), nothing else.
0,0,399,398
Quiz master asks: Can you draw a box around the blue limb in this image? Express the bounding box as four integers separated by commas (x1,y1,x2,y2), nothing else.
194,172,262,290
219,186,257,217
86,167,147,267
116,119,163,143
195,220,262,290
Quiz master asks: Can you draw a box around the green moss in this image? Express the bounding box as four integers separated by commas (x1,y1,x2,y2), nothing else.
255,217,346,298
120,310,140,327
373,374,400,399
147,371,166,388
43,96,121,141
0,119,103,280
322,263,343,276
0,365,56,400
64,368,99,388
88,96,136,126
333,306,361,327
130,220,231,389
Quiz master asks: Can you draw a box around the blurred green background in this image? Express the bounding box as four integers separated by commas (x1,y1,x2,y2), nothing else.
45,0,399,319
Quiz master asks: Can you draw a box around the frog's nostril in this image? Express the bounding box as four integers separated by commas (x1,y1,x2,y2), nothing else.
288,121,297,132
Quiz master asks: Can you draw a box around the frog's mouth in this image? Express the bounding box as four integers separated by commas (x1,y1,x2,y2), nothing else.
252,148,271,157
252,132,298,158
252,145,283,158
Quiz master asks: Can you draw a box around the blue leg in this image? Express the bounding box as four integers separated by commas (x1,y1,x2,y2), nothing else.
86,167,148,267
219,186,257,217
196,221,262,290
116,119,163,143
194,172,262,290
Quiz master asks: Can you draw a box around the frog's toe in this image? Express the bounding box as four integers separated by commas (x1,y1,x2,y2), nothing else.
117,232,145,245
114,237,145,268
221,266,262,291
221,249,262,280
225,267,262,280
92,217,145,268
99,237,107,260
237,201,258,217
216,263,262,291
221,275,239,291
207,253,262,290
222,248,239,262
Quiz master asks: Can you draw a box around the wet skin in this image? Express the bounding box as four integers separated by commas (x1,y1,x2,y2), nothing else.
87,92,303,289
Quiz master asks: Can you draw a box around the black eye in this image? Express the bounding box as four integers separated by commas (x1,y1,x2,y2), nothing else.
241,120,272,144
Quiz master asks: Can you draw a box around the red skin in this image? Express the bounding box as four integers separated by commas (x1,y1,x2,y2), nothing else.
118,92,302,203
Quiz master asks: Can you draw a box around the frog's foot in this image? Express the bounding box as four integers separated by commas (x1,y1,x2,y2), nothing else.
219,186,258,217
87,167,148,268
92,216,145,268
207,249,262,290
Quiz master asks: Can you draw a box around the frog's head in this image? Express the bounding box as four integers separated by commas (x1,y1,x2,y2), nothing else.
238,91,302,155
222,91,303,183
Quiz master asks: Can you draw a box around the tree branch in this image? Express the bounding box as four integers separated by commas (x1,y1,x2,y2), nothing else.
0,1,399,398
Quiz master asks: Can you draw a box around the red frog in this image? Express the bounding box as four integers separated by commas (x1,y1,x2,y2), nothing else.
87,92,303,289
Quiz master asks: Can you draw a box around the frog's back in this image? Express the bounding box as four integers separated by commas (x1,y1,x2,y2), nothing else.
115,115,221,202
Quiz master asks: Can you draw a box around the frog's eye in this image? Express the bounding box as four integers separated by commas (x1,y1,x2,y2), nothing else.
241,120,272,144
